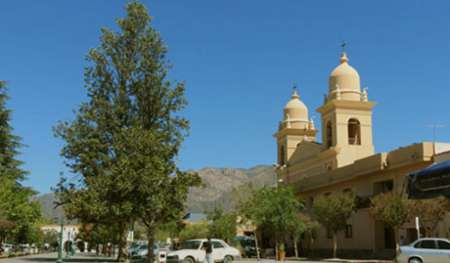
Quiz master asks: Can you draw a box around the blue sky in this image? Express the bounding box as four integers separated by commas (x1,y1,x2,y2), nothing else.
1,0,450,193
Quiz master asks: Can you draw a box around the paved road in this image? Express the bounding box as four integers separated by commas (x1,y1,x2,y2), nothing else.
0,252,116,263
0,254,389,263
235,260,325,263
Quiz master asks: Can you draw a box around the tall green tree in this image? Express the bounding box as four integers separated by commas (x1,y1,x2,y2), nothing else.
312,193,355,258
409,196,450,237
54,2,200,262
0,82,42,246
178,222,210,242
239,186,303,259
370,192,410,255
290,213,318,258
207,207,237,243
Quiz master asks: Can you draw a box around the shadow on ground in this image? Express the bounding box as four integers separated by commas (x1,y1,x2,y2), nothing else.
21,256,117,262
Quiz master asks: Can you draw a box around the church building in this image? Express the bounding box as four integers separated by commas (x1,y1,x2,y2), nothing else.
274,51,450,257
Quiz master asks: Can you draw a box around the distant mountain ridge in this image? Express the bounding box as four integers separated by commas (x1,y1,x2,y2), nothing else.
187,165,276,212
36,165,276,220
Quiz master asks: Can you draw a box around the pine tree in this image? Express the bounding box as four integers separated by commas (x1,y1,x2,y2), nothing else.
0,81,27,182
0,81,41,245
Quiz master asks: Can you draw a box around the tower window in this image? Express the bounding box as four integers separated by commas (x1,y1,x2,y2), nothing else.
326,121,332,148
279,145,286,165
348,118,361,145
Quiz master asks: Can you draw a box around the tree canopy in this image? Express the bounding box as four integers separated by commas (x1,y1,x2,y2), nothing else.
239,186,303,256
312,192,355,258
0,82,42,246
370,192,410,254
54,2,200,262
207,207,237,243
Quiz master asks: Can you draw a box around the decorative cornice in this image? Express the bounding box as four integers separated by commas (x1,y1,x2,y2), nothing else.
316,100,376,114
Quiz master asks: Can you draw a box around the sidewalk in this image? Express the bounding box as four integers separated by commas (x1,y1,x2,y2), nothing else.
235,258,393,263
0,252,116,262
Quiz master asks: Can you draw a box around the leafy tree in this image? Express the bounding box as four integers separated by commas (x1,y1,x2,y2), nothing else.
297,213,320,257
239,186,303,259
155,220,182,242
54,2,200,262
42,230,59,250
409,196,450,237
290,213,319,258
0,217,14,254
76,222,120,255
312,193,355,258
0,81,42,246
370,192,410,254
178,222,210,242
207,207,237,243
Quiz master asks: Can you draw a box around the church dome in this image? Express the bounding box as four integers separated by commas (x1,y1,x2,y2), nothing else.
282,89,309,129
328,52,361,101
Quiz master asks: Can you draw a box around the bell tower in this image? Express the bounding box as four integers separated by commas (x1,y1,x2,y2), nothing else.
275,88,317,165
317,52,375,167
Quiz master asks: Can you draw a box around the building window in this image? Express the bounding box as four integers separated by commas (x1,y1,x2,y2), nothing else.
326,228,332,239
326,121,333,148
348,118,361,145
345,224,353,238
373,180,394,195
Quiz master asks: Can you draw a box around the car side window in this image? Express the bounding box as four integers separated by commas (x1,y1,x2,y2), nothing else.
438,241,450,250
414,241,422,248
212,241,224,248
420,240,437,249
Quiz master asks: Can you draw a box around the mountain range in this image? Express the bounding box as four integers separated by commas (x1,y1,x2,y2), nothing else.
36,165,276,221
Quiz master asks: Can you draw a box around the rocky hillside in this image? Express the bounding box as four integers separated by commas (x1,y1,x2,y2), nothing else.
37,165,276,220
187,165,276,212
35,193,67,222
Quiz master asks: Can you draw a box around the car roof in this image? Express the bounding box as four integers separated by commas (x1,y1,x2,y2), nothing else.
416,238,450,242
187,239,225,242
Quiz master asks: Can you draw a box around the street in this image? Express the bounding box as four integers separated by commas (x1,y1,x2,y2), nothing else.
0,254,391,263
0,252,116,263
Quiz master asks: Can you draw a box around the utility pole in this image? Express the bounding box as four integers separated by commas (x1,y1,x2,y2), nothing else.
426,124,446,156
56,219,64,263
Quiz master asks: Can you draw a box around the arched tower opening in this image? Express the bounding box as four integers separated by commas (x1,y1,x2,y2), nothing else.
348,118,361,145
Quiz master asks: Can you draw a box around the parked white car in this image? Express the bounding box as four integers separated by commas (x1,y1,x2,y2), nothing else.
1,243,13,253
167,239,240,263
396,238,450,263
129,242,167,263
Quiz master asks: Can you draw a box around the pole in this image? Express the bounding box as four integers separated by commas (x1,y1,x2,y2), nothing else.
415,217,420,240
57,222,64,263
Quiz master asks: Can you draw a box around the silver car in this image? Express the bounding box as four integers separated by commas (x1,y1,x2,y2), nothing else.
396,238,450,263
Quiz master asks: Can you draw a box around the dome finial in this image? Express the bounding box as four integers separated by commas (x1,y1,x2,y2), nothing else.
292,83,299,99
340,41,349,64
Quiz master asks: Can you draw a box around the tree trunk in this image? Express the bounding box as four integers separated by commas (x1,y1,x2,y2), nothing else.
254,230,261,261
332,232,337,259
394,227,400,256
147,228,156,263
275,240,278,261
293,236,298,258
117,225,129,262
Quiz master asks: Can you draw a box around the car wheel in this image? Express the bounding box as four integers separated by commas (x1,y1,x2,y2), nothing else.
223,255,233,263
184,256,195,263
408,257,422,263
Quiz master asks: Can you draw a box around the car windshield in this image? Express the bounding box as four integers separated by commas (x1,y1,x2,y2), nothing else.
180,240,201,250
